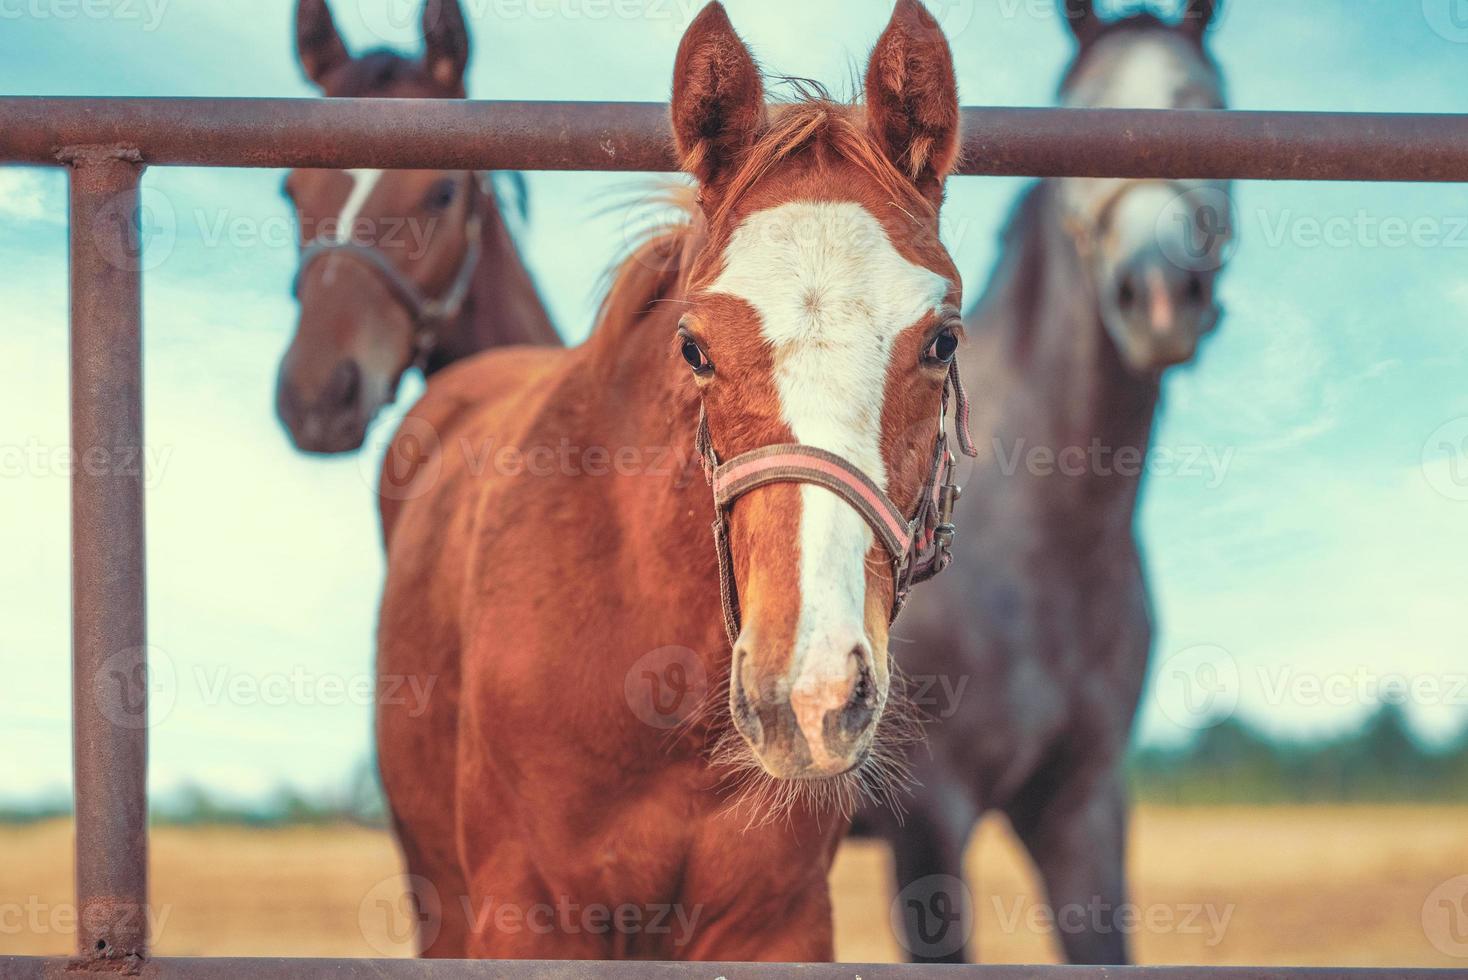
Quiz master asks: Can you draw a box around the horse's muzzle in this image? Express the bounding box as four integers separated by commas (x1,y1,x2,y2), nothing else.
276,357,369,454
730,637,880,779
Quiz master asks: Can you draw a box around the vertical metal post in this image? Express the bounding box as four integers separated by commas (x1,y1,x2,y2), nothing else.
67,149,149,967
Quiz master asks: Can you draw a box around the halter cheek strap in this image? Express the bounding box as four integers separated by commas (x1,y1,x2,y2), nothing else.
697,360,978,648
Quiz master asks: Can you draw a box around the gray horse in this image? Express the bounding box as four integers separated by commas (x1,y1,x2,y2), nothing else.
857,0,1233,964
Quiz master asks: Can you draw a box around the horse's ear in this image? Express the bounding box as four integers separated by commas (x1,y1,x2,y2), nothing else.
1179,0,1219,41
423,0,471,93
670,2,765,192
1060,0,1102,46
864,0,960,204
296,0,350,89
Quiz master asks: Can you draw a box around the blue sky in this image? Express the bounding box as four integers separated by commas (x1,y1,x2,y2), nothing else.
2,0,1467,804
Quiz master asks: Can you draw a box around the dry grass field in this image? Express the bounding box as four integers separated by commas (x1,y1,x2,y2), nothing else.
4,807,1465,966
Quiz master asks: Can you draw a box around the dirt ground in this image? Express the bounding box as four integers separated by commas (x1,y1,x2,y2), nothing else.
4,806,1465,966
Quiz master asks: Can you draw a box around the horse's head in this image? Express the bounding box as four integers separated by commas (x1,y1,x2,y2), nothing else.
277,0,480,453
671,2,963,783
1058,0,1232,374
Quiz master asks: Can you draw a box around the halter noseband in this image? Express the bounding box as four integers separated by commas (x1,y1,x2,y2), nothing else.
1062,177,1205,260
292,172,488,369
696,360,978,648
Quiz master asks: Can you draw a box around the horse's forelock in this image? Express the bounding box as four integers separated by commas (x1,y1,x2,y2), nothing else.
1059,12,1220,101
324,50,425,98
708,99,937,235
596,96,940,339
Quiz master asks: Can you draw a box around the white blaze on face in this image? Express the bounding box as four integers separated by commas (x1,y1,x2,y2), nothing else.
321,168,385,286
1063,33,1202,112
710,200,949,724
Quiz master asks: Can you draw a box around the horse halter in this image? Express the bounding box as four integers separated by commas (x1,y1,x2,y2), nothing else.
696,361,979,648
292,172,488,368
1062,177,1204,260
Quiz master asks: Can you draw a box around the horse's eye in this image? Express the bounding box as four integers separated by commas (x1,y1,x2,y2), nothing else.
925,327,960,365
424,178,457,211
677,327,712,375
681,339,711,373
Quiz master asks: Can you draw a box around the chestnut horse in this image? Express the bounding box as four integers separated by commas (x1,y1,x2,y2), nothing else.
377,0,971,959
855,0,1233,964
277,0,558,454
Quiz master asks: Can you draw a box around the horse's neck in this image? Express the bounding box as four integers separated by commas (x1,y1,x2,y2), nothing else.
425,190,560,372
579,273,731,692
975,182,1160,523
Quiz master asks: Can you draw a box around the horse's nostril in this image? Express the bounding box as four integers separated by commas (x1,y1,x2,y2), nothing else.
848,648,873,708
838,651,877,738
1117,276,1137,310
328,359,362,408
276,378,301,421
1186,273,1206,303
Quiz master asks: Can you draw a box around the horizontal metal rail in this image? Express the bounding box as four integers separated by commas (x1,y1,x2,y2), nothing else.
0,958,1459,979
2,97,1468,180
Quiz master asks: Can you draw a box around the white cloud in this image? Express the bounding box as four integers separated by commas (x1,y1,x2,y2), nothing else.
0,168,63,225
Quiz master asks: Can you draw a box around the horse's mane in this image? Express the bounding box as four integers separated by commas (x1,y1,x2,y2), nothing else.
595,91,940,335
593,185,703,334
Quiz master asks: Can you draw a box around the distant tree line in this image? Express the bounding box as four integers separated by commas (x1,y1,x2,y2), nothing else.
0,758,389,827
1128,704,1468,804
4,706,1465,825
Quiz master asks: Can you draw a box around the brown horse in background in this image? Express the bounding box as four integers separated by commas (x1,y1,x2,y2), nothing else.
855,0,1233,964
377,0,970,959
277,0,558,454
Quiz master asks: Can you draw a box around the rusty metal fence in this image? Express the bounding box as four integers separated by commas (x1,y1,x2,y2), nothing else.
1,96,1466,979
